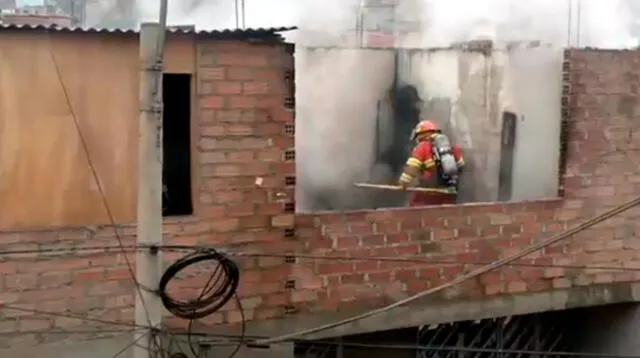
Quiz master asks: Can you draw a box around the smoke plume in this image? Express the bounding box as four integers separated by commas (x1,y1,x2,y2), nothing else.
133,0,635,47
131,0,635,212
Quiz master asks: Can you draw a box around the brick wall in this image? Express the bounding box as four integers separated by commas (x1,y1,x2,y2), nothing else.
2,45,640,346
166,39,297,328
287,49,640,314
0,39,295,346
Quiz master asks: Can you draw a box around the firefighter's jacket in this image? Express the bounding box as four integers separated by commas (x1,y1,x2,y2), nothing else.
398,138,465,186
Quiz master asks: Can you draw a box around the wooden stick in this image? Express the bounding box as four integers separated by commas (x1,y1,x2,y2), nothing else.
353,182,456,194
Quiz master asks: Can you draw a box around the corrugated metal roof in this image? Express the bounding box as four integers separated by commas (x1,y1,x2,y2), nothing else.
0,23,298,41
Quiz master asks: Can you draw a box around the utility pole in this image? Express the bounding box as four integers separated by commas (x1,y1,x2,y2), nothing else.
133,0,168,355
576,0,582,47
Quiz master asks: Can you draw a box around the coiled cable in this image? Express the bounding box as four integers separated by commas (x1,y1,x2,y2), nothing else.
158,248,242,357
158,248,240,320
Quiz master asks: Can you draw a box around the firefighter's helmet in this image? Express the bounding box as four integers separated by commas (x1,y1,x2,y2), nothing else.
411,120,440,141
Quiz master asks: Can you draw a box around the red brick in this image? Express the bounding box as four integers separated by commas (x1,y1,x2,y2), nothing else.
5,273,38,290
6,46,640,342
199,151,226,163
217,53,268,67
255,96,282,109
335,236,360,249
229,96,256,109
74,269,105,283
198,81,214,94
243,81,270,95
0,262,18,274
224,124,256,136
214,109,243,122
227,67,255,80
227,203,255,217
18,318,52,331
106,268,134,281
39,271,72,288
215,81,242,95
200,96,224,109
211,218,239,233
318,263,353,275
256,123,283,135
256,148,282,161
271,214,294,228
258,203,286,215
199,67,225,80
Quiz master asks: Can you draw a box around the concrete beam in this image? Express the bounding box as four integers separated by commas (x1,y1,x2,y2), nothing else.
190,282,640,341
4,283,638,357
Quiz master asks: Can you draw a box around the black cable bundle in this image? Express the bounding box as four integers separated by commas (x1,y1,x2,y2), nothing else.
158,248,240,320
158,248,244,357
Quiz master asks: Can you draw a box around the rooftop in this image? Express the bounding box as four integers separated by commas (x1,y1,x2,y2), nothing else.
0,23,298,41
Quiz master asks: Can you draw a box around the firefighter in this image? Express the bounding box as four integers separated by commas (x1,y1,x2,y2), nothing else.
398,120,465,206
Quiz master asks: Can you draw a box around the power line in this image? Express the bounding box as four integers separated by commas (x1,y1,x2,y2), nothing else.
48,34,164,355
1,303,147,331
110,332,149,358
0,329,141,335
0,304,180,357
170,333,640,358
19,21,640,356
290,340,640,358
255,195,640,345
5,300,640,358
1,243,639,273
157,248,242,357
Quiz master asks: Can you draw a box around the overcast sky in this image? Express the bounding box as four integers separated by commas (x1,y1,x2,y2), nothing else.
130,0,637,48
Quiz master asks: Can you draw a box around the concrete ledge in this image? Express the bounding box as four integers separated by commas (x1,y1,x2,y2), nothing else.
190,281,640,340
0,334,136,358
4,283,638,357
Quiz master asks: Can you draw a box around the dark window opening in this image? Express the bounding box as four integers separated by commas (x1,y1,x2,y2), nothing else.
498,111,517,202
162,73,193,217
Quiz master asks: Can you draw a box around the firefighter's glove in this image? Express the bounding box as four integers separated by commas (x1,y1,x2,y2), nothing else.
398,173,413,190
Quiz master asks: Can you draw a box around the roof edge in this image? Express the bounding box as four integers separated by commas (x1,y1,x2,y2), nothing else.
0,24,298,41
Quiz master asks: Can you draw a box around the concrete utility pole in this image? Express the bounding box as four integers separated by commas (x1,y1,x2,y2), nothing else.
133,0,168,356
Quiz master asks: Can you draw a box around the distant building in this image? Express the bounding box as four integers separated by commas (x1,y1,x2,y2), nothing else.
1,2,76,27
0,0,16,10
1,13,73,26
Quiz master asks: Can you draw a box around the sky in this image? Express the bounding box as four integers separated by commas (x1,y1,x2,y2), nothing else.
132,0,636,48
16,0,45,6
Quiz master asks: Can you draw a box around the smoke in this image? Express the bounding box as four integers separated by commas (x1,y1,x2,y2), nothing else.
132,0,353,34
415,0,635,48
129,0,634,211
131,0,635,47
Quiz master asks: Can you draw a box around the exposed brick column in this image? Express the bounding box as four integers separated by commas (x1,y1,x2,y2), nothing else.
558,49,573,197
188,39,298,325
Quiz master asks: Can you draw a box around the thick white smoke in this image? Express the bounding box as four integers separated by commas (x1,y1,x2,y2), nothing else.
415,0,635,48
132,0,635,211
134,0,635,48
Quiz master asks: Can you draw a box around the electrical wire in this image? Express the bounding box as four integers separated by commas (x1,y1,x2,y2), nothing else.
110,331,149,358
2,244,640,273
158,249,239,320
47,40,161,352
0,303,148,331
157,248,241,357
38,21,238,358
179,333,640,358
0,329,142,336
0,303,181,357
5,300,640,358
287,340,640,358
19,41,640,354
254,195,640,345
